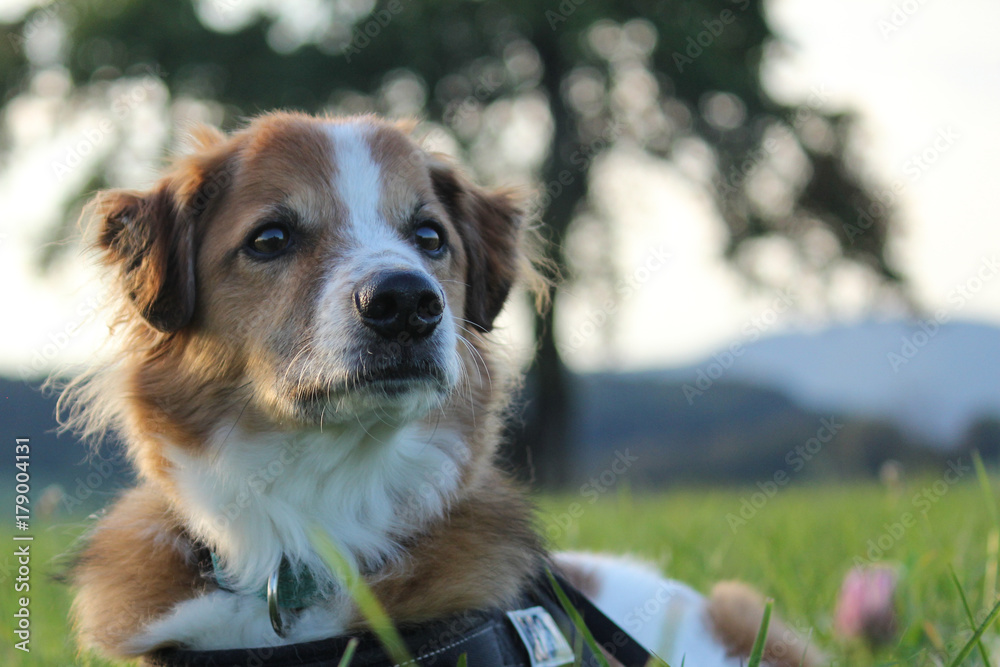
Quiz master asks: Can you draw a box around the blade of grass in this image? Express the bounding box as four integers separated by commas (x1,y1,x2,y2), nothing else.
987,532,1000,612
572,629,585,667
309,526,414,666
336,638,360,667
974,450,1000,604
924,620,946,654
746,598,773,667
973,450,999,530
796,628,815,667
545,568,611,667
949,567,993,667
947,592,1000,667
456,653,467,667
545,569,672,667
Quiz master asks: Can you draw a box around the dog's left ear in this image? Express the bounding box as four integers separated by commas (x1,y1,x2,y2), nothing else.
428,156,523,333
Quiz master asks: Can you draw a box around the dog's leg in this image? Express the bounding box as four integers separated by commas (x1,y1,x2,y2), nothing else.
553,552,825,667
707,581,826,667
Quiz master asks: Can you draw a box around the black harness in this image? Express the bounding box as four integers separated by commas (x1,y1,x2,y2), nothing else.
146,572,653,667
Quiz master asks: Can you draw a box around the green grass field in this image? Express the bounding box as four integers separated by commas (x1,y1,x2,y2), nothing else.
1,473,996,666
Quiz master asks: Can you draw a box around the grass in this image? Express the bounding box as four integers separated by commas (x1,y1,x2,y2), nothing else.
0,475,996,666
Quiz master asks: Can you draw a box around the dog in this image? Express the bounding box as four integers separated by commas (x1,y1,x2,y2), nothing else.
63,112,823,666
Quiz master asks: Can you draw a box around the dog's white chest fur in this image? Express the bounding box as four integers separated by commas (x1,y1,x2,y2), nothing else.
132,421,467,651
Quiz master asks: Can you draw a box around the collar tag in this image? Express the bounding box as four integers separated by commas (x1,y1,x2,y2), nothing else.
506,606,575,667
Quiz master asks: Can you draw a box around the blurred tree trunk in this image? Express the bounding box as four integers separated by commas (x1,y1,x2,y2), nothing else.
514,308,572,488
509,34,587,489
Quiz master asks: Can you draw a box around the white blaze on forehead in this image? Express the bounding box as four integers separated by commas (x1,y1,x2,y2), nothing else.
324,121,401,251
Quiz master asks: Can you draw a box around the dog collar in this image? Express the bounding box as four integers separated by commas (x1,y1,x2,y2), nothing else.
207,550,320,636
149,571,654,667
208,552,320,607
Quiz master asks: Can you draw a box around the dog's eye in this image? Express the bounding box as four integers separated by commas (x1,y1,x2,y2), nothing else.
248,225,290,257
414,223,446,255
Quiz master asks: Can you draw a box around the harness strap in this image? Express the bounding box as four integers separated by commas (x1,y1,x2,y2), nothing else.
149,569,653,667
148,610,528,667
542,574,653,667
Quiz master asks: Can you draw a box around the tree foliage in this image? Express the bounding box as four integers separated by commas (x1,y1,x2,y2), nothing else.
0,0,903,486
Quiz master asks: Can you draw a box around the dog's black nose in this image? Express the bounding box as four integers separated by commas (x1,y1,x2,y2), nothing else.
354,271,444,341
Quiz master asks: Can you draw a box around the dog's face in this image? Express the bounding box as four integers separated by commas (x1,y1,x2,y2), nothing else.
95,113,522,430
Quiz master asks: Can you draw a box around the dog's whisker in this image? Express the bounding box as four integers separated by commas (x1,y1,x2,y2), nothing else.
283,338,317,389
354,414,387,446
453,316,487,335
451,338,480,428
218,392,255,456
457,332,492,395
456,335,483,385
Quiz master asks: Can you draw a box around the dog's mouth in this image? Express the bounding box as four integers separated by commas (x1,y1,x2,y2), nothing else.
292,358,449,405
353,359,449,396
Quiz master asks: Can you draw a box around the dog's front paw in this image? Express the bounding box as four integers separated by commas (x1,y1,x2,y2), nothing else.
127,590,280,653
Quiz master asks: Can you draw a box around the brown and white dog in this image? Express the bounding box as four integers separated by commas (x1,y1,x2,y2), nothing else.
64,112,822,666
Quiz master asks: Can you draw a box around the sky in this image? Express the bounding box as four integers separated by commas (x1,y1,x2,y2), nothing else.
553,0,1000,371
2,0,999,379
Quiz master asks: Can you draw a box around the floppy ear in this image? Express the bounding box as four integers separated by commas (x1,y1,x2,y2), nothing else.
94,127,231,334
95,186,196,333
428,156,523,333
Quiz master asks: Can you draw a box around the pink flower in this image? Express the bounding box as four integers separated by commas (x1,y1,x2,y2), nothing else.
834,566,898,645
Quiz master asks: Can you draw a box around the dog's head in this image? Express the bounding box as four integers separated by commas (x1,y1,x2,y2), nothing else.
93,113,524,430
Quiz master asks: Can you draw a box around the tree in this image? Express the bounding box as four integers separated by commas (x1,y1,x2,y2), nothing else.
0,0,903,487
960,418,1000,466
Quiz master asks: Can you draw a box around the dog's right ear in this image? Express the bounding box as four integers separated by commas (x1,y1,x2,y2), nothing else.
94,126,232,334
95,186,196,333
